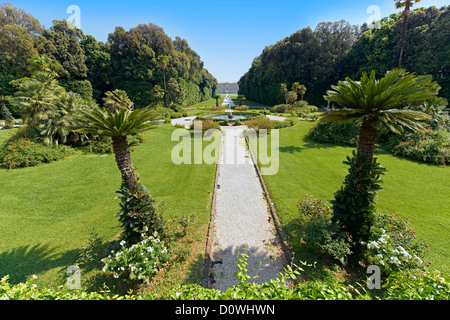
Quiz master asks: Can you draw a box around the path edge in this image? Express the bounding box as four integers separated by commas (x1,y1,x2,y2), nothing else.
202,130,223,288
244,135,293,264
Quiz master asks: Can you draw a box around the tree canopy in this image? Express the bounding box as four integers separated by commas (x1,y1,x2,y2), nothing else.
0,4,217,111
238,6,449,107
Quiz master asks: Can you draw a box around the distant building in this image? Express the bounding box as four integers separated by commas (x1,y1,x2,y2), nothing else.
217,82,239,94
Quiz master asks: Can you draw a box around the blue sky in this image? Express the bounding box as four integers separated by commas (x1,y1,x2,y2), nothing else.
9,0,449,82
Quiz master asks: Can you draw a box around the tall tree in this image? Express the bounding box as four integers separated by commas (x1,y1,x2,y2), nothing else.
41,20,88,79
157,55,169,108
395,0,422,68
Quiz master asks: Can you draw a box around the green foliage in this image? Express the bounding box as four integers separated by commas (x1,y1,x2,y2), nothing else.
59,79,93,101
290,100,318,117
309,122,359,146
0,252,449,300
271,104,291,114
115,183,165,245
244,117,274,132
1,99,15,129
331,151,386,258
101,232,171,281
389,128,450,165
189,119,220,132
239,6,450,106
273,118,296,129
76,230,105,267
86,134,143,154
297,195,353,263
41,20,88,79
0,136,71,169
70,106,156,138
383,270,450,300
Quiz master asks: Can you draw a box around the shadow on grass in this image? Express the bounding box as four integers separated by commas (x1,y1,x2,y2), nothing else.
0,243,79,285
282,218,347,283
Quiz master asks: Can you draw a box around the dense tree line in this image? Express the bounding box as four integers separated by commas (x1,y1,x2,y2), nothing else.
0,3,217,115
238,6,449,107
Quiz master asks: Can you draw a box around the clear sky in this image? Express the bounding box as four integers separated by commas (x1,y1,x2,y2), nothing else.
8,0,449,82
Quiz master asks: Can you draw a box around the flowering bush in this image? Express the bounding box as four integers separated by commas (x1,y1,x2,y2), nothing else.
101,232,171,281
389,128,450,165
363,213,429,274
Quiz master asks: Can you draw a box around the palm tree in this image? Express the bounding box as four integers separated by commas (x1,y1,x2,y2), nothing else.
14,71,63,126
395,0,421,68
70,103,155,191
213,94,221,107
321,69,439,166
102,89,133,113
299,84,307,101
321,69,438,257
157,55,169,108
152,84,165,104
40,92,91,146
286,91,298,105
27,54,61,77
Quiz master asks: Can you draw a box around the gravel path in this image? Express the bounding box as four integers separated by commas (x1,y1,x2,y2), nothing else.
210,125,286,291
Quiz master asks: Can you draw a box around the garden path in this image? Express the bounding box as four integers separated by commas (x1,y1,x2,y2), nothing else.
209,125,285,291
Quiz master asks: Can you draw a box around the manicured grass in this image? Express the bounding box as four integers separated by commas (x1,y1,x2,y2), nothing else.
0,124,219,288
250,121,450,274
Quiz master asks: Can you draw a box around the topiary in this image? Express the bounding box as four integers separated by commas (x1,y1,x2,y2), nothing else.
115,183,165,245
331,151,386,259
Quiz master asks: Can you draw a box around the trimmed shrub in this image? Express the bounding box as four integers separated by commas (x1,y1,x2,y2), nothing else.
0,137,72,169
115,183,165,245
189,119,220,132
309,122,359,146
331,151,386,259
271,104,292,114
244,117,274,133
273,118,296,129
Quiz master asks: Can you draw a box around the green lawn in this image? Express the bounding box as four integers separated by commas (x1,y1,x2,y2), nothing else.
250,121,450,274
0,124,219,288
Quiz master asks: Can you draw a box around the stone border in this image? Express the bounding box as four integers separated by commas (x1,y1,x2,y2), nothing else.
244,135,293,264
202,132,223,288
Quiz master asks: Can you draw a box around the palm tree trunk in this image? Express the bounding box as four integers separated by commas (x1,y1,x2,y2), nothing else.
163,69,168,108
357,119,377,166
112,136,138,191
398,1,411,68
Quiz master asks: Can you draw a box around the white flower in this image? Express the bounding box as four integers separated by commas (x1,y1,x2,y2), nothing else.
120,240,126,246
412,255,423,265
367,241,380,249
390,256,401,265
147,246,154,253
